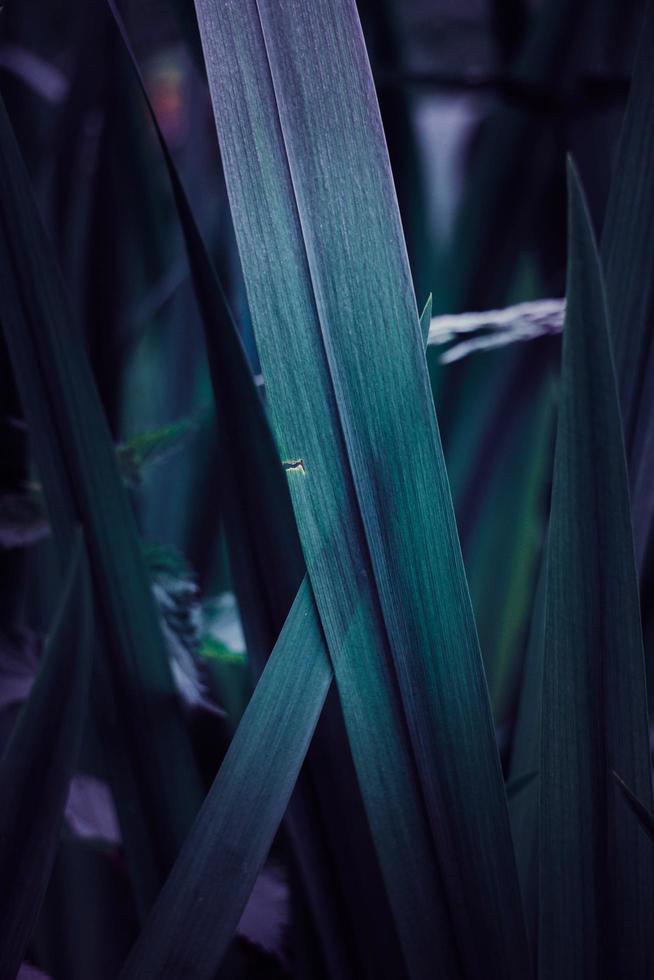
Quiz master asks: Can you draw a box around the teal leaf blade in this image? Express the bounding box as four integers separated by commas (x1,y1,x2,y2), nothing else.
601,0,654,566
194,1,530,975
119,577,332,979
507,557,547,948
0,533,92,980
106,6,406,973
107,0,306,659
0,90,203,916
538,162,654,980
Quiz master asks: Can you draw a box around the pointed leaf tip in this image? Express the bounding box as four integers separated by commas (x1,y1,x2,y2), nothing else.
613,771,654,842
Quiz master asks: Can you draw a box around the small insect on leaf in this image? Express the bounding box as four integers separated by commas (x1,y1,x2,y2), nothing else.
282,459,306,474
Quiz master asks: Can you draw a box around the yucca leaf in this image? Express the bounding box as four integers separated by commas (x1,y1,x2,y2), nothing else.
195,1,530,975
538,162,653,980
107,6,405,974
119,577,332,978
600,0,654,566
0,90,203,916
0,533,91,980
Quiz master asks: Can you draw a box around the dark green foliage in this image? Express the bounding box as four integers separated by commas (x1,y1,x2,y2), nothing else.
119,578,332,979
117,413,205,486
601,0,654,566
538,163,653,980
107,6,405,973
194,3,530,977
0,88,203,915
0,535,91,980
0,0,652,977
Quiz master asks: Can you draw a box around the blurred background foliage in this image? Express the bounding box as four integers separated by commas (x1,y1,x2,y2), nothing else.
0,0,650,976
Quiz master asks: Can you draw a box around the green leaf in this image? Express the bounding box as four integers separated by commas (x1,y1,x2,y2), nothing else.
107,6,405,974
145,544,223,719
31,836,137,980
538,162,653,980
195,1,530,975
601,0,654,566
116,411,205,486
119,577,332,979
465,370,555,721
0,90,203,916
0,534,92,980
105,0,305,668
507,557,547,947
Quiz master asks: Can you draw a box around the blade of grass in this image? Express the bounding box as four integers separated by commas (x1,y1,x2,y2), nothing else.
538,162,653,980
195,1,530,975
0,90,203,916
107,6,405,974
508,5,654,900
119,577,332,978
464,367,555,724
30,836,137,980
600,0,654,567
507,556,547,948
507,6,654,944
0,533,91,980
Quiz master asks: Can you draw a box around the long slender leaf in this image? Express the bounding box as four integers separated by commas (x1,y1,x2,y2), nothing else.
0,90,203,916
119,577,332,978
0,534,91,980
31,835,137,980
507,556,547,947
107,6,404,974
600,0,654,567
508,2,654,952
538,162,653,980
195,1,530,976
465,366,555,722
